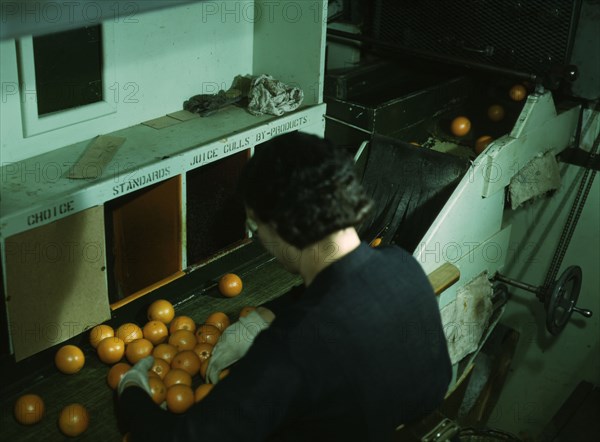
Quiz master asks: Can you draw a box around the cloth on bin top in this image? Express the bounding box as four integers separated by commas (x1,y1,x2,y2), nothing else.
247,74,304,116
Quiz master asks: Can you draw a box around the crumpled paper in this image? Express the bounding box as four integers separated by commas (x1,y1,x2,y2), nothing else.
440,272,493,364
247,74,304,116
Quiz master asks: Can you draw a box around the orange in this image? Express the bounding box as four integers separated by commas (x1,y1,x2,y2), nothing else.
168,329,197,352
169,315,197,334
14,394,45,425
220,369,230,380
153,343,178,364
370,237,382,247
475,135,494,154
199,358,210,381
218,273,243,297
193,342,213,363
205,312,230,331
171,350,202,377
55,345,85,374
151,358,171,380
88,324,114,349
116,323,143,344
239,306,256,318
509,84,527,101
194,384,214,403
58,403,89,437
195,324,221,346
163,368,192,388
125,338,154,364
97,337,125,364
450,116,471,137
148,376,167,405
143,321,168,345
107,362,131,390
147,299,175,324
487,104,505,122
166,384,194,414
200,359,228,382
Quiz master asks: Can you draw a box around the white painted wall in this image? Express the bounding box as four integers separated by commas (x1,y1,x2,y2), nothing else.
1,1,255,164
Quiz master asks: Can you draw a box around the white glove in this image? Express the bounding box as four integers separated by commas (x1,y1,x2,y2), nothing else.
118,355,154,397
207,310,269,384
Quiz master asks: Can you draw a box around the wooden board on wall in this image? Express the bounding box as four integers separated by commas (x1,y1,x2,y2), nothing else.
186,152,247,266
4,206,110,361
109,177,182,299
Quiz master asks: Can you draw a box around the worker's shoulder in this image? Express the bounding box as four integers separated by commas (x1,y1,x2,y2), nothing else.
368,243,423,273
374,242,414,259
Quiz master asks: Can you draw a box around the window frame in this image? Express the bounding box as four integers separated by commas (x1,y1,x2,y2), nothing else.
16,23,116,137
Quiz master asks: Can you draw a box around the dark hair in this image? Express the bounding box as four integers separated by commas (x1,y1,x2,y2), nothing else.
239,132,372,248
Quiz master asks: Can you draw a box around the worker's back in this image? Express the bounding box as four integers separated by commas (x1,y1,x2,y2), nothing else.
262,242,452,441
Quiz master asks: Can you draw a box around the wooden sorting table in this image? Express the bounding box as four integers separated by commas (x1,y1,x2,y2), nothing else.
0,256,300,441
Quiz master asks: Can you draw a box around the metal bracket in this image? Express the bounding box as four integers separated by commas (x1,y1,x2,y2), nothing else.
494,267,593,336
558,148,600,172
421,418,460,442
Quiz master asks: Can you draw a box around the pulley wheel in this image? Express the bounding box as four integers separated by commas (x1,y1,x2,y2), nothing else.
545,266,582,336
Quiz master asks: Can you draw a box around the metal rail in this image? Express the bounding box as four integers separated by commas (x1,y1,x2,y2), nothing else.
544,110,600,291
327,28,539,82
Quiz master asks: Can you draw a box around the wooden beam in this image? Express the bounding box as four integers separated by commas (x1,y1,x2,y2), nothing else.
428,262,460,296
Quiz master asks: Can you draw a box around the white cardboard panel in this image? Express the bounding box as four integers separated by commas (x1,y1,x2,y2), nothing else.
5,206,110,361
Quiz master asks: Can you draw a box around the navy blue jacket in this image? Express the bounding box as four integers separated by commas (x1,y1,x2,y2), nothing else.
120,243,452,441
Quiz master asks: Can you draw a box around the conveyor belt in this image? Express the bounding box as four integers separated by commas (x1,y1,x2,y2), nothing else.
359,135,470,252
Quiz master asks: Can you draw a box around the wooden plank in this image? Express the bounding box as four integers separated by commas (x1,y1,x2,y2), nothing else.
427,262,460,296
108,177,182,299
1,104,326,238
5,206,110,361
444,362,475,400
110,271,186,310
142,115,181,129
168,110,201,122
0,252,9,355
468,329,519,425
67,135,125,179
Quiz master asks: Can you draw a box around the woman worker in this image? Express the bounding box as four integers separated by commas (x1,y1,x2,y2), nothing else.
118,131,452,441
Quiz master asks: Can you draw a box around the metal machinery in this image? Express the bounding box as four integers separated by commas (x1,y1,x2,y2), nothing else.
325,0,599,431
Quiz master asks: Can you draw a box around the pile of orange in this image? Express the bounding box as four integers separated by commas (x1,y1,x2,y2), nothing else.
13,297,238,437
89,299,232,414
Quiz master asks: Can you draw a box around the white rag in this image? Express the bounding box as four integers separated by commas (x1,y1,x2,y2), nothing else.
509,151,562,209
440,272,494,364
247,74,304,116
